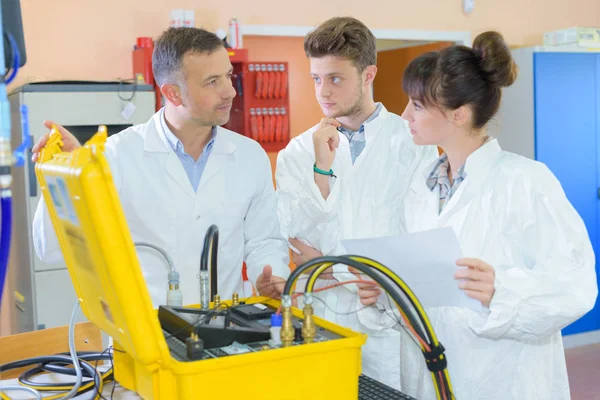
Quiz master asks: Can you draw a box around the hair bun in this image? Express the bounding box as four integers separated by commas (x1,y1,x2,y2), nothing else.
472,31,517,88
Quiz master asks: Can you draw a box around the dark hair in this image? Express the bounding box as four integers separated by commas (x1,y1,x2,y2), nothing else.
152,27,224,86
304,17,376,72
402,31,517,129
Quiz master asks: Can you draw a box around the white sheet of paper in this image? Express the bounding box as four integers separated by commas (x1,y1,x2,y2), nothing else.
340,227,483,312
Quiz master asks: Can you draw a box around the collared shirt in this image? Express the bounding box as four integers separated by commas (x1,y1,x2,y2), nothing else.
337,102,383,164
426,153,467,214
160,109,216,192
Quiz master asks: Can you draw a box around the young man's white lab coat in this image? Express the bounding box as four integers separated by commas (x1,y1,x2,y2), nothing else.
381,139,597,399
33,111,290,308
275,105,439,390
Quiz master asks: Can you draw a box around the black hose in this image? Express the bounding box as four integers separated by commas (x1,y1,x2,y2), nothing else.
1,355,102,398
210,228,219,299
200,224,219,299
343,254,434,343
289,255,428,342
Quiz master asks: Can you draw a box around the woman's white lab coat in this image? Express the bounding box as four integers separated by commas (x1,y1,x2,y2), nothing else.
373,138,597,399
275,105,439,390
32,111,290,308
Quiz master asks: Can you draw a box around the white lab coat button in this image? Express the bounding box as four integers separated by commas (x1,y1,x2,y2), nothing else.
196,215,201,220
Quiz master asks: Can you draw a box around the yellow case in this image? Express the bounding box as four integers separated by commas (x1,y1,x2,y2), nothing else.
35,126,367,399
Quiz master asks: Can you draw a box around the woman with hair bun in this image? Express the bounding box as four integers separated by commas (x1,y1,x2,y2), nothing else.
362,31,598,399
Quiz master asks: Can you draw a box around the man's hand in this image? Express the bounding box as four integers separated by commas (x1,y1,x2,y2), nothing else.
313,117,341,171
255,265,287,299
289,238,323,265
32,121,81,163
454,258,496,308
288,237,382,304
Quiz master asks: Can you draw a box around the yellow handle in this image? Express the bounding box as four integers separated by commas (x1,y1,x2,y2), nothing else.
37,125,64,163
85,125,108,150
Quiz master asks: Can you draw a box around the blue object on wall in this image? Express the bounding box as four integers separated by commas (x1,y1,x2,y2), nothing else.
534,52,600,336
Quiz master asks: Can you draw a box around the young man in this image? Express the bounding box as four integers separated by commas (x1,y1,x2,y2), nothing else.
32,27,290,308
275,17,438,390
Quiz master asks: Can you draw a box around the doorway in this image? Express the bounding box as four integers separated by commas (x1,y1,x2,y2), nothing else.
374,40,454,115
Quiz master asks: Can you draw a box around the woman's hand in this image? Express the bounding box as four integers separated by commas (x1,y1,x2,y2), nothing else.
454,258,496,308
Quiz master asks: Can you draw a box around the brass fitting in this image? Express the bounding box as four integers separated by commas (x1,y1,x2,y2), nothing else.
213,294,221,309
280,295,295,347
302,294,317,344
232,292,239,306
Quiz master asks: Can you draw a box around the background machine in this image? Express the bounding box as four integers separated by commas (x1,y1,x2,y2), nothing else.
2,81,156,335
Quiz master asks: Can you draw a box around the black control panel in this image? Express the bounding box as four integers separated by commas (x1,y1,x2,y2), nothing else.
158,303,342,362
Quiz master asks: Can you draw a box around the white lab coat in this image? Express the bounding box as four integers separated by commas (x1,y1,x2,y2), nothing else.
275,105,439,390
33,110,290,308
369,138,597,399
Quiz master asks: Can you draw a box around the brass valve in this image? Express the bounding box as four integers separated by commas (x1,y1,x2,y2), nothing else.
280,295,295,347
302,302,317,344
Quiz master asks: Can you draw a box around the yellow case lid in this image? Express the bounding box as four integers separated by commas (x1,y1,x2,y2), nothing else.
35,126,167,365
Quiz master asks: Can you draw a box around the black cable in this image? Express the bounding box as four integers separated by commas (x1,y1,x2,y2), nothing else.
1,355,70,373
19,359,108,388
42,352,112,374
117,79,137,101
109,346,116,399
377,286,455,400
444,375,455,400
437,372,445,398
193,309,228,334
1,355,102,398
294,255,455,396
39,364,96,379
303,255,434,344
443,373,456,400
3,352,112,400
210,227,218,299
163,309,219,341
382,288,423,349
200,226,211,272
342,254,435,342
20,352,109,373
94,346,115,400
292,256,428,342
28,350,115,399
18,367,100,398
200,224,219,299
38,361,111,381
